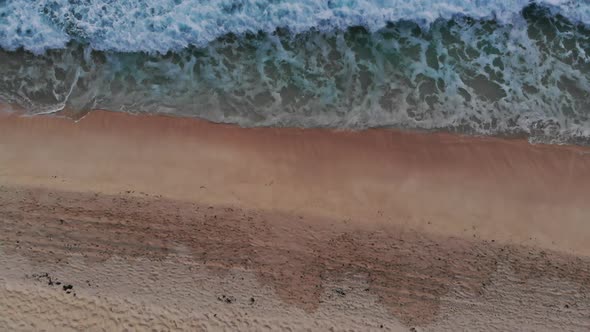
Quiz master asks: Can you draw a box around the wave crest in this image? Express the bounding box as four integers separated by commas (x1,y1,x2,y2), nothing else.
1,0,589,53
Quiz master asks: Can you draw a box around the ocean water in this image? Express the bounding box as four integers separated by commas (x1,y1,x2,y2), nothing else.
1,0,590,144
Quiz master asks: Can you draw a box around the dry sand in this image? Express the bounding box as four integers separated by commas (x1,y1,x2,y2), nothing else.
1,109,590,331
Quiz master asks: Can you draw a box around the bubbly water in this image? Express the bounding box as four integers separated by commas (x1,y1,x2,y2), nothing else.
1,1,590,144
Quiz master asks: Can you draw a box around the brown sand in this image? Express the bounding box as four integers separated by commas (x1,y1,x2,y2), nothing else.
1,109,590,331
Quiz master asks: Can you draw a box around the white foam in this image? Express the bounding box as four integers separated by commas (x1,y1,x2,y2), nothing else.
2,1,590,144
1,0,589,53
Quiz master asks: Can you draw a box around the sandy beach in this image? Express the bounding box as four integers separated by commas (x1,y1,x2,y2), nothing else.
1,109,590,331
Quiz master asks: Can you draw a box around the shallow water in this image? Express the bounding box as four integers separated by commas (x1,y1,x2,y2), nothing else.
1,1,590,144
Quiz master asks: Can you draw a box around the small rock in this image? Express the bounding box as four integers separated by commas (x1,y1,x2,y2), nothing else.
334,288,346,296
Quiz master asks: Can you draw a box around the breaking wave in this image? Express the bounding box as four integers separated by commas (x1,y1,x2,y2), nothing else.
1,1,590,144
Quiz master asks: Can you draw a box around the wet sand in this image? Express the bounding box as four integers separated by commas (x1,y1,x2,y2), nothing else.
1,109,590,331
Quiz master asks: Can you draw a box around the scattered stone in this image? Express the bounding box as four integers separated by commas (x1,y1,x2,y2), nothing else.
217,294,235,303
334,288,346,296
31,273,54,286
250,297,255,304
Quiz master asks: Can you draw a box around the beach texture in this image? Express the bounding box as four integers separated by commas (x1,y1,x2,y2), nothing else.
1,110,590,331
3,1,590,330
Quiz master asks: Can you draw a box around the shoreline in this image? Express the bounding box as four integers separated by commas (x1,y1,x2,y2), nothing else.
1,109,590,255
2,109,590,330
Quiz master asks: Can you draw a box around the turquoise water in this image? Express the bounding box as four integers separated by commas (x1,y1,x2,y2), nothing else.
1,1,590,144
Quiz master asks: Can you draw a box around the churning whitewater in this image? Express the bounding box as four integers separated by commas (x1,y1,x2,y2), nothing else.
1,0,589,53
1,0,590,144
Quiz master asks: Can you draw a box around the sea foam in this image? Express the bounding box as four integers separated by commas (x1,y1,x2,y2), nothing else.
1,0,589,54
1,1,590,145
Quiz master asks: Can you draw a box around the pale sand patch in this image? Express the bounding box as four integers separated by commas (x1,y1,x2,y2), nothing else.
1,254,406,331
